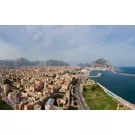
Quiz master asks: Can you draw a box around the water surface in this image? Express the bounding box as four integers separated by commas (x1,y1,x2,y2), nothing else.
91,67,135,104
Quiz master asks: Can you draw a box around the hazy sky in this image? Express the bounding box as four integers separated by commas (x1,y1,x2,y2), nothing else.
0,25,135,66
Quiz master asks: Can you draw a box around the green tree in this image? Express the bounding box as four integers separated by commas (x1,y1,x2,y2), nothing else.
53,74,56,78
68,106,78,110
83,87,87,91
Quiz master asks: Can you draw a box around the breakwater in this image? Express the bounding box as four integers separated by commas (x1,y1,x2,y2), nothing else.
112,70,135,77
89,72,102,78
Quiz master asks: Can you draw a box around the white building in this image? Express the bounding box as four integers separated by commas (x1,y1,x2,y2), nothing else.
45,98,55,110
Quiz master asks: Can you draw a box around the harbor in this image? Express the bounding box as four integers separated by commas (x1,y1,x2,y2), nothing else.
89,72,102,78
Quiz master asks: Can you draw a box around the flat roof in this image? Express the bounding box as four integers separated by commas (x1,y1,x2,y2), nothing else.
46,98,55,105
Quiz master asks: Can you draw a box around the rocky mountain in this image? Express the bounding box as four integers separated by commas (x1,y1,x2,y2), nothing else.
13,57,37,66
77,58,113,68
0,58,70,67
90,58,112,68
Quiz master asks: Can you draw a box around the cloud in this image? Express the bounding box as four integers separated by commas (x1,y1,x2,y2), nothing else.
0,25,135,66
0,40,23,60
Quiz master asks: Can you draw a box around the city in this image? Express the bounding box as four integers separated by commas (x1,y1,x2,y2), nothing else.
0,66,88,110
0,64,132,110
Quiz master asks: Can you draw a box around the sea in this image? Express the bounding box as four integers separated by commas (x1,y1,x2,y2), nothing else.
90,67,135,104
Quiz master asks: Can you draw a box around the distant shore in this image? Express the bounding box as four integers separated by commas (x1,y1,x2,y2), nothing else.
112,70,135,77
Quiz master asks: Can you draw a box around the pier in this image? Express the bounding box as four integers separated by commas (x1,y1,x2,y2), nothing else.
89,72,102,78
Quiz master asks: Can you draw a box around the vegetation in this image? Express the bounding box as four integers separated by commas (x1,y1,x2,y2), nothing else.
51,93,64,99
83,87,87,91
59,103,63,107
0,99,13,110
4,79,12,86
82,84,119,110
53,74,56,78
68,106,78,110
71,77,78,86
50,81,53,85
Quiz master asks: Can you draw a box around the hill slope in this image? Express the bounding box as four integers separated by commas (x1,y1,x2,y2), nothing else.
46,59,70,66
90,58,112,68
0,58,70,67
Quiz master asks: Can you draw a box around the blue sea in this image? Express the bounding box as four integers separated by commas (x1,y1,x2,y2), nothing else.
90,67,135,104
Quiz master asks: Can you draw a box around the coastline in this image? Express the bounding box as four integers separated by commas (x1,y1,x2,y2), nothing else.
88,69,135,108
97,82,135,110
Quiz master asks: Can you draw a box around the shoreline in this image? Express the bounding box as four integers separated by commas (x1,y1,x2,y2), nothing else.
97,82,135,110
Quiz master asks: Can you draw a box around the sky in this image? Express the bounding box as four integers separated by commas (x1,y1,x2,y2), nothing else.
0,25,135,66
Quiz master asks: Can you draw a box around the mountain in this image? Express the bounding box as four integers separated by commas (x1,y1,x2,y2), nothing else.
45,59,70,66
13,57,35,66
0,60,14,67
77,58,113,68
0,58,70,67
90,58,112,68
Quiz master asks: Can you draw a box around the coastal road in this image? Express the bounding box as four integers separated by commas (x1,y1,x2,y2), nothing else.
75,78,90,110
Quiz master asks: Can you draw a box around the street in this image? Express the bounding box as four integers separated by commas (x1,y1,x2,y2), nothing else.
0,88,15,109
75,78,90,110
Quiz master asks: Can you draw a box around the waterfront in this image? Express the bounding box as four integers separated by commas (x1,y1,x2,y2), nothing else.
90,67,135,104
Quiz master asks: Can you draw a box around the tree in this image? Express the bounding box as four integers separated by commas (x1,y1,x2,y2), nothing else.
4,79,12,86
50,81,53,85
68,106,78,110
59,103,63,107
71,78,78,86
53,74,56,78
83,87,87,91
91,86,96,91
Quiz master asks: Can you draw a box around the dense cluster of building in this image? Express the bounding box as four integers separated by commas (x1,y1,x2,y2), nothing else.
0,66,81,110
89,67,115,71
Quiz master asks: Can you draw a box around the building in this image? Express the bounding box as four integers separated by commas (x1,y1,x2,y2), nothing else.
48,105,62,110
45,98,55,110
8,92,12,100
4,84,10,95
81,69,87,73
24,103,34,110
34,104,42,110
15,104,21,110
11,92,21,104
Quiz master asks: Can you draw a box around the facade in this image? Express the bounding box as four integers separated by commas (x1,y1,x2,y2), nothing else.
34,104,42,110
4,84,9,95
45,98,55,110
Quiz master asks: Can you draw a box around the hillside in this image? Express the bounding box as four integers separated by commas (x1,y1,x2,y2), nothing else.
77,58,113,68
0,58,70,67
90,58,112,68
46,59,70,66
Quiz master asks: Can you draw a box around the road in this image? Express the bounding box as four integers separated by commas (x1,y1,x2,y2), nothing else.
75,77,90,110
0,88,15,109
